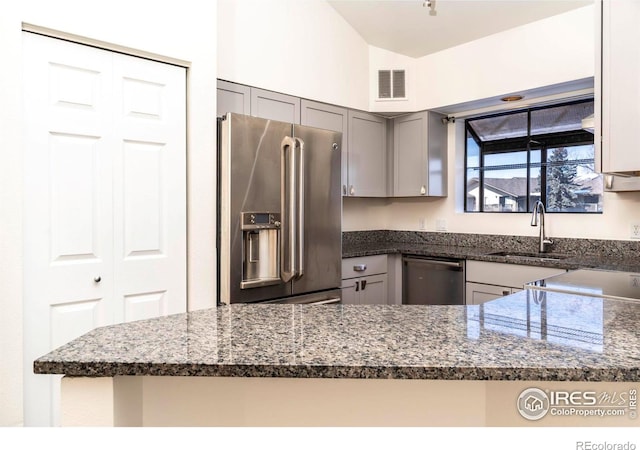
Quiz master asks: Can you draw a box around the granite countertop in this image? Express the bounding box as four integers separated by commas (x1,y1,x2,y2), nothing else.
342,240,640,272
34,289,640,382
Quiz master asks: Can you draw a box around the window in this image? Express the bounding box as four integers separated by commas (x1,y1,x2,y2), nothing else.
465,99,603,213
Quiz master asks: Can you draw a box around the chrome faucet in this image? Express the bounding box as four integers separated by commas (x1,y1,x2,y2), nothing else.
531,200,553,253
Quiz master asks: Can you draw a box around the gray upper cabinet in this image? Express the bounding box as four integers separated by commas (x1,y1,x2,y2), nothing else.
216,80,448,198
301,100,349,195
347,110,388,197
217,80,250,117
250,87,301,124
392,111,447,197
217,81,301,124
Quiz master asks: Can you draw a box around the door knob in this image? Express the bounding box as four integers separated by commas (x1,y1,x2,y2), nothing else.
349,185,355,196
94,276,102,283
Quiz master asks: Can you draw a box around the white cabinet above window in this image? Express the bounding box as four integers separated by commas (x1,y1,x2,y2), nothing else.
597,0,640,177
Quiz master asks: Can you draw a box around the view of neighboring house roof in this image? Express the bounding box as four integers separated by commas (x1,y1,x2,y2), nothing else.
467,176,602,197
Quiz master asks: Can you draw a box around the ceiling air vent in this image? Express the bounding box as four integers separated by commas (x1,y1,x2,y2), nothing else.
377,69,406,100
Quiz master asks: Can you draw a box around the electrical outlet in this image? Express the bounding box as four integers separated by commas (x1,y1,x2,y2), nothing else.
631,222,640,239
436,218,447,232
418,217,426,230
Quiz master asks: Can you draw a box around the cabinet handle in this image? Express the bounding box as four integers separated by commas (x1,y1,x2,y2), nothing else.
355,281,360,292
353,264,367,272
343,185,347,195
502,290,510,296
420,185,426,195
361,279,367,290
349,185,355,196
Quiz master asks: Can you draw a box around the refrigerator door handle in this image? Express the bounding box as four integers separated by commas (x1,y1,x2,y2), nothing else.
281,136,298,283
295,137,305,279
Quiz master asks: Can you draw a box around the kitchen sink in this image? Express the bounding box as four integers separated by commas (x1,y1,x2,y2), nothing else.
486,251,569,262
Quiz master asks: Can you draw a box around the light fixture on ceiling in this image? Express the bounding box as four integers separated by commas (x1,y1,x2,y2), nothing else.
423,0,437,16
501,95,524,102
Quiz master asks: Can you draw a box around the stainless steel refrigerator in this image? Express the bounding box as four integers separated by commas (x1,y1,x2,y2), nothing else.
217,113,342,304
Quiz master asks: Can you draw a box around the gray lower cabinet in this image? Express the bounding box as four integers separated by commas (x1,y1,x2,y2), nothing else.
465,261,566,305
216,81,300,124
466,282,514,305
347,110,388,197
392,111,447,197
341,273,388,305
301,100,349,195
341,255,388,305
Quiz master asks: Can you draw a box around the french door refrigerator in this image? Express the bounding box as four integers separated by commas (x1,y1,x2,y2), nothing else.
217,113,342,304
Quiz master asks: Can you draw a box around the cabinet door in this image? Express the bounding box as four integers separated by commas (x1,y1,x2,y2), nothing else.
465,282,512,305
342,254,388,279
393,111,447,197
393,112,427,196
601,0,640,173
426,111,448,197
251,87,301,124
341,278,359,305
359,274,388,305
466,260,566,289
301,100,349,195
23,33,187,425
347,110,388,197
217,80,250,117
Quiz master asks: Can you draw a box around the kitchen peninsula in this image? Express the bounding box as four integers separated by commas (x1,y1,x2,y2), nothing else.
35,289,640,427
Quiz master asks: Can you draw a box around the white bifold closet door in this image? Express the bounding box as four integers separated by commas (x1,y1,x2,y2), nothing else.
22,32,187,426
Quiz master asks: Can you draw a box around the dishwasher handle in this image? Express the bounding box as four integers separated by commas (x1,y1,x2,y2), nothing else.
402,256,463,270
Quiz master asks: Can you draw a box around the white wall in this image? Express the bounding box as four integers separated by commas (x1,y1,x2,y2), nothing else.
368,46,417,113
344,3,640,241
0,7,24,428
217,0,370,111
415,5,596,110
0,0,217,426
366,6,595,113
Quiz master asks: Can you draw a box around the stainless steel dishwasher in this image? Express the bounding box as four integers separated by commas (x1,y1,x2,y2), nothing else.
402,256,465,305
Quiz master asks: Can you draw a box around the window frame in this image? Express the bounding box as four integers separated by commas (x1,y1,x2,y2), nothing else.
464,98,600,214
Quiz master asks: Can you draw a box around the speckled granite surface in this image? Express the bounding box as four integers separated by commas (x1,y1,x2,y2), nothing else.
342,231,640,272
34,290,640,382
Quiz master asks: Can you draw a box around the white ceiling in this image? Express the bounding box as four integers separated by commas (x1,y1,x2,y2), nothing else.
328,0,593,58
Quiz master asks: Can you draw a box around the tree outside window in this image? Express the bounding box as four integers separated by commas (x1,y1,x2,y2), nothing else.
464,99,602,214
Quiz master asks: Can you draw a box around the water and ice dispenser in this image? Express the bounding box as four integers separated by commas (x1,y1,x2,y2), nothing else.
240,212,281,289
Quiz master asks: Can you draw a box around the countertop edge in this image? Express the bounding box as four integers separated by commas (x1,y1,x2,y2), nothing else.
33,361,639,382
